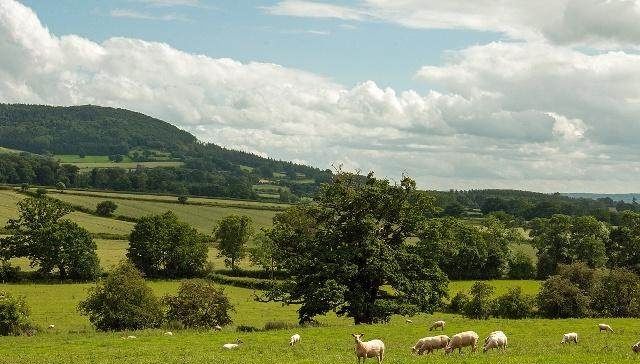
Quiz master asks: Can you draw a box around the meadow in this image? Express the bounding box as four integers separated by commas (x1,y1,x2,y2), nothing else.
54,154,185,170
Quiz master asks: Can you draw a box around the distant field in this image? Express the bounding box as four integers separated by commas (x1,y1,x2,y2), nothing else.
0,190,134,236
55,155,133,163
0,146,21,153
49,191,277,232
449,279,541,297
55,154,184,170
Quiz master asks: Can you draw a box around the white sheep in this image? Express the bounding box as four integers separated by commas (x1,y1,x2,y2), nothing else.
126,335,137,339
429,320,445,331
561,332,578,344
483,331,508,352
47,324,55,329
412,335,450,355
223,339,243,349
445,331,479,354
632,341,640,353
164,331,173,336
289,333,301,346
405,319,413,324
352,333,385,363
598,324,614,333
213,325,223,331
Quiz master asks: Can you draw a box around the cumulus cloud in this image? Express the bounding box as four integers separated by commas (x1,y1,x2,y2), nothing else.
0,0,639,192
266,0,640,48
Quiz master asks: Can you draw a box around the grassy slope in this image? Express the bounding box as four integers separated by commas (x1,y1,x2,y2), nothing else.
0,282,639,363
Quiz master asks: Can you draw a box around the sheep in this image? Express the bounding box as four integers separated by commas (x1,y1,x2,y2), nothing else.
213,325,223,331
405,319,413,324
483,331,508,352
122,335,137,339
289,333,301,346
352,333,385,363
445,331,479,354
164,331,173,336
429,320,445,331
411,335,450,355
598,324,614,333
561,333,578,344
632,341,640,353
47,324,55,329
223,339,243,349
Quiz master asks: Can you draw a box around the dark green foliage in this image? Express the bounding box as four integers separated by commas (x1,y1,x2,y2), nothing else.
208,274,275,290
462,281,494,319
108,154,124,163
492,287,535,319
78,261,164,331
419,216,514,280
128,212,208,278
213,215,253,270
236,325,260,332
532,215,608,278
248,230,280,278
607,211,640,273
508,250,536,279
177,195,188,204
448,292,470,314
164,279,234,329
0,291,34,336
590,268,640,318
0,197,100,280
264,172,448,325
0,261,20,283
55,181,65,191
537,276,590,318
556,262,596,292
95,200,118,217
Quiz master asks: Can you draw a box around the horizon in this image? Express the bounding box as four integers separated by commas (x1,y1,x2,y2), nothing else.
1,0,640,193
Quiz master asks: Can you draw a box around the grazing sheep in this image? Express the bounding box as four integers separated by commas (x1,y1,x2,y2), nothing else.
289,333,301,346
483,331,508,352
352,333,385,363
164,331,173,336
213,325,223,331
429,320,445,331
405,319,413,324
632,341,640,353
445,331,479,354
126,335,137,339
561,333,578,344
412,335,450,355
598,324,614,333
223,339,243,349
47,324,55,329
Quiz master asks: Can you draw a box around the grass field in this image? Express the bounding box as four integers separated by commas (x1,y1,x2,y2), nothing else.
1,280,639,363
48,191,277,232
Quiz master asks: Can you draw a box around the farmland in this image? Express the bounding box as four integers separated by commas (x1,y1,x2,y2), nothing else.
2,280,640,363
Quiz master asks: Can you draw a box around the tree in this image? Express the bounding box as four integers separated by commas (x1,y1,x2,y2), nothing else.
177,195,188,204
590,268,640,317
492,287,534,319
462,281,494,319
108,154,124,163
0,197,100,280
213,215,253,270
55,181,65,192
607,211,640,273
165,279,234,329
96,200,118,217
78,261,164,331
262,172,448,324
507,250,536,279
0,291,34,336
537,276,590,318
128,212,208,278
249,230,280,278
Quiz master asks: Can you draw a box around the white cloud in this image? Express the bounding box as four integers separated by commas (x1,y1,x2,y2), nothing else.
1,0,640,192
137,0,201,7
110,9,188,21
266,0,640,49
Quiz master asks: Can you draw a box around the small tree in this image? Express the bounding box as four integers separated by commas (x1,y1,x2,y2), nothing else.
165,279,234,329
492,287,535,319
537,276,590,318
507,250,536,279
462,281,494,319
177,195,188,204
0,291,34,336
35,188,47,197
128,212,208,278
96,200,118,217
55,182,65,192
78,261,164,331
109,154,124,163
213,215,253,270
249,230,280,278
590,268,640,317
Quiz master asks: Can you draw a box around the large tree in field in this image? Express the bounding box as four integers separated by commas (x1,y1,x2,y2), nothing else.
0,197,100,280
607,211,640,273
128,211,208,278
262,172,448,325
213,215,253,270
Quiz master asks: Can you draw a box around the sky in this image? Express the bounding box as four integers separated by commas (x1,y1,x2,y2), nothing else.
1,0,640,193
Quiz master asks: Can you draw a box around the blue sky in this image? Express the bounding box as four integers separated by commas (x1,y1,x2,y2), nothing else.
3,0,640,192
21,0,499,91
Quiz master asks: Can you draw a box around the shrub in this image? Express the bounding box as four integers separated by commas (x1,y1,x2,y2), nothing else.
557,262,596,293
78,261,164,331
448,291,470,314
55,182,65,191
96,200,118,217
165,279,234,329
462,282,494,319
0,291,34,336
177,195,188,204
0,261,20,283
35,188,47,197
590,268,640,317
263,321,296,331
236,325,260,332
507,251,536,279
492,287,535,319
537,276,590,318
207,274,275,290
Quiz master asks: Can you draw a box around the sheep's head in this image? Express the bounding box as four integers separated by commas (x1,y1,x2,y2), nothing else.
236,339,243,344
352,333,365,342
444,344,453,354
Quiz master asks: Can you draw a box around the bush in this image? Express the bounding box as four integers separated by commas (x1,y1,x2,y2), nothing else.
492,287,535,319
0,291,34,336
96,200,118,217
537,276,590,318
462,282,494,319
507,251,536,279
0,261,20,283
263,321,296,331
236,325,260,332
78,261,164,331
557,262,596,293
208,274,276,290
165,279,234,329
590,268,640,317
177,195,188,204
35,188,47,197
448,291,470,314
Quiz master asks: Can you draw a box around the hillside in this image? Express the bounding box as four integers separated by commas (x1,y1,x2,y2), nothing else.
0,104,331,201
